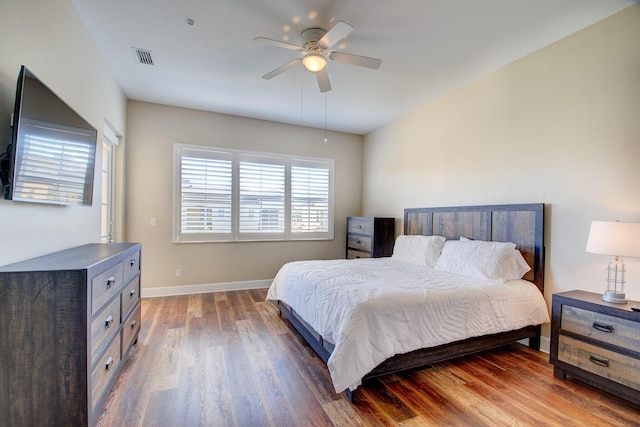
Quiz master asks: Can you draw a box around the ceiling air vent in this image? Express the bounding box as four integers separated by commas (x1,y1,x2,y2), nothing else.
132,48,154,66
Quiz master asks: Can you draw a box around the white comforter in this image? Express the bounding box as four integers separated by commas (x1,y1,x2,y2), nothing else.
266,258,550,393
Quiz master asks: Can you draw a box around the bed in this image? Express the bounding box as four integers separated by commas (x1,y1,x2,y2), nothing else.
266,203,549,401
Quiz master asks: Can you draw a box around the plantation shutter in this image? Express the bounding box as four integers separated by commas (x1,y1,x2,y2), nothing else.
238,154,285,236
174,143,333,242
291,159,331,235
178,147,233,240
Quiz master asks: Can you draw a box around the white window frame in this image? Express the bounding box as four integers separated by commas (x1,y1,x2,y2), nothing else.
173,143,334,243
100,124,118,243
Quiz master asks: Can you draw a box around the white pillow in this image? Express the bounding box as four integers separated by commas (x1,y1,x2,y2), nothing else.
391,235,446,267
434,239,531,282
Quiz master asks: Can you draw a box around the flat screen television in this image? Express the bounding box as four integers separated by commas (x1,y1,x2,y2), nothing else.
1,65,97,206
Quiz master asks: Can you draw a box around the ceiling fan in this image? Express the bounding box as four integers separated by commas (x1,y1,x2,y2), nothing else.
254,21,381,93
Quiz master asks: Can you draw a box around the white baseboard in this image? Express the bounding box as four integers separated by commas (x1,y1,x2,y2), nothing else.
518,335,550,354
539,335,550,354
142,279,272,298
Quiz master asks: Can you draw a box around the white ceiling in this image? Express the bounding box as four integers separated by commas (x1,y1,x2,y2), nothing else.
71,0,637,135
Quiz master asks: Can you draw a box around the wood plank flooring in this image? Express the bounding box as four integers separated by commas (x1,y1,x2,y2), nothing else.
96,289,639,426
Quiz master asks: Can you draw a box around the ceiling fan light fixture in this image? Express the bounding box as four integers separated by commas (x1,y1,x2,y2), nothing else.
302,52,327,72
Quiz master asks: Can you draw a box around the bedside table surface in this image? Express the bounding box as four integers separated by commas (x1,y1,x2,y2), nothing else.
554,290,640,320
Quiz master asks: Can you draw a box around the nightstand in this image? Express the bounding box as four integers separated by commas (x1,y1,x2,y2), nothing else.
550,290,640,405
346,217,394,259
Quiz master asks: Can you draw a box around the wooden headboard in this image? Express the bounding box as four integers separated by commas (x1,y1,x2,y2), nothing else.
404,203,545,293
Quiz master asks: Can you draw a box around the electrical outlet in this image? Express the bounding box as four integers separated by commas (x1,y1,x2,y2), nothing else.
175,269,182,277
150,217,157,226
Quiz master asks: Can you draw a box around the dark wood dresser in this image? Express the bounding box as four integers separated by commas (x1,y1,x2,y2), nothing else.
346,216,395,259
0,243,142,426
550,290,640,405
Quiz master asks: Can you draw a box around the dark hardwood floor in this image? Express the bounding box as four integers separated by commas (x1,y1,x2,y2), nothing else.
96,289,639,426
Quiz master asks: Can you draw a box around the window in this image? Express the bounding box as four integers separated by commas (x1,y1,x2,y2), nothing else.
291,159,331,233
174,144,334,242
238,154,285,235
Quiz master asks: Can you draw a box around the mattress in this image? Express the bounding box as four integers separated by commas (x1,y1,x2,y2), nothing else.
266,257,550,393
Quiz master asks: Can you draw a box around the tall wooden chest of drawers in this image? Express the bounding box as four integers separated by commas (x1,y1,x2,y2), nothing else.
0,243,142,426
550,290,640,405
346,216,395,259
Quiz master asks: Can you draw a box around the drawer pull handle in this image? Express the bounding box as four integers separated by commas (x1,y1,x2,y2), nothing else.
589,354,610,368
130,289,137,298
105,315,114,329
105,357,113,371
356,240,362,244
106,277,115,289
358,225,362,229
130,259,136,267
131,320,137,329
592,322,614,333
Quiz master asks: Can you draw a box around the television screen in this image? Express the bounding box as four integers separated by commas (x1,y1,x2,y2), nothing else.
3,66,97,206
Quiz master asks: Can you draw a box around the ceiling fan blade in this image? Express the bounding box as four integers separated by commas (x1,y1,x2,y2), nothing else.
318,21,354,49
262,58,301,80
329,51,381,70
253,37,303,51
316,67,331,93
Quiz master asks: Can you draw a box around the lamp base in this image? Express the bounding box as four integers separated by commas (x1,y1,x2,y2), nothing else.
602,291,627,304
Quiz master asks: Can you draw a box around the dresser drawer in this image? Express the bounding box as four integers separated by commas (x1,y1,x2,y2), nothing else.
121,275,140,319
347,249,371,259
347,234,372,252
561,305,640,352
347,218,373,235
91,335,122,412
90,297,120,362
122,303,141,352
123,250,140,285
92,262,123,315
558,335,640,392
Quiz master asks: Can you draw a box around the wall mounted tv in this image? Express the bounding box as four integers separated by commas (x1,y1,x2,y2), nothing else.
1,65,97,206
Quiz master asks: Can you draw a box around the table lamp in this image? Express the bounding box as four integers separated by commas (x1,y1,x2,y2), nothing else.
586,220,640,304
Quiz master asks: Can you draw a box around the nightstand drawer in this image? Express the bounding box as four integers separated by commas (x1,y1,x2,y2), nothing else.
561,305,640,352
347,249,371,259
347,218,373,235
558,335,640,392
347,234,372,252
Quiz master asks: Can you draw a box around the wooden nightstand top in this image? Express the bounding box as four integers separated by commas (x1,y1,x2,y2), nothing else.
553,290,640,317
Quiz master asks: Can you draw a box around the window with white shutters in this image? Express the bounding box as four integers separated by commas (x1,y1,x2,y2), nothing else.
238,154,285,237
176,146,233,241
291,159,330,235
174,144,333,242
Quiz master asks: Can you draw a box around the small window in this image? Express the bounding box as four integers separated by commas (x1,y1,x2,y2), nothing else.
174,144,334,242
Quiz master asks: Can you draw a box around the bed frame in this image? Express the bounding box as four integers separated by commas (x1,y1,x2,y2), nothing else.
278,203,545,401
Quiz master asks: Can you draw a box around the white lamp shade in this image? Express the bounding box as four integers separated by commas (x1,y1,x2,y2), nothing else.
586,221,640,258
302,53,327,72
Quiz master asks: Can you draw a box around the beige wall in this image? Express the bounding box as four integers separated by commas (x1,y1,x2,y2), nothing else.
0,0,127,265
363,4,640,338
126,101,362,289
